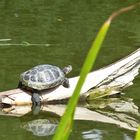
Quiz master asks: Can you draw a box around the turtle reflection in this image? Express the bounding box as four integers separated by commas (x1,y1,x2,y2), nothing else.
23,119,58,136
21,111,60,136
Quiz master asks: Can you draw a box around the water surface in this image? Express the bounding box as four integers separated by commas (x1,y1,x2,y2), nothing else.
0,0,140,140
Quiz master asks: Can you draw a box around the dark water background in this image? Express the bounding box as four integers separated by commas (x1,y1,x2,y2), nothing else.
0,0,140,140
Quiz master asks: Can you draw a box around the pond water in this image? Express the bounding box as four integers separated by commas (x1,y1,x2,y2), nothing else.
0,0,140,140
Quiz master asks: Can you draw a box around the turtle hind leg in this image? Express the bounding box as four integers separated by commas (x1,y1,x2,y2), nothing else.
17,81,23,88
31,91,41,115
62,78,70,88
31,91,41,106
17,81,26,90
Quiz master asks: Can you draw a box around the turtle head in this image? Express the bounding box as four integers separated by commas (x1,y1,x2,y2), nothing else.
62,65,72,75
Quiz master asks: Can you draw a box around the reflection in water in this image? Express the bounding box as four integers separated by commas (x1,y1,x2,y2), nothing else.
106,98,140,116
98,111,139,129
17,97,140,139
123,133,133,140
82,129,105,140
20,111,60,137
0,97,139,139
87,97,140,131
82,129,133,140
22,119,58,136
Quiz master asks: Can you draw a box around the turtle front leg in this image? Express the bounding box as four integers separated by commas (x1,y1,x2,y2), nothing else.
31,92,41,106
62,78,70,88
31,90,41,115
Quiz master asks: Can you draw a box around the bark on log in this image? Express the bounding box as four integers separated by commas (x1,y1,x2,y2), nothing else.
0,48,140,105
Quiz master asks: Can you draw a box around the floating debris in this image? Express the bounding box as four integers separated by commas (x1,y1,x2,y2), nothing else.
0,39,11,41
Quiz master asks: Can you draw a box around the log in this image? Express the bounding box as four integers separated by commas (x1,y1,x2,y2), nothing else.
0,48,140,105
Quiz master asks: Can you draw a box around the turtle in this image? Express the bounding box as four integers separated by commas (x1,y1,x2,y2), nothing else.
18,64,72,107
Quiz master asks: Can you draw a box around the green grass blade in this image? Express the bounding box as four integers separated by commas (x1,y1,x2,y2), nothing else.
52,3,139,140
52,20,110,140
135,126,140,140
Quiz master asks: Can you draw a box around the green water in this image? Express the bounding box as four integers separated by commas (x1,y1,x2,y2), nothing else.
0,0,140,140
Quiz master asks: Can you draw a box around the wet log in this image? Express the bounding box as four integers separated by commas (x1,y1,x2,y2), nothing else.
0,48,140,105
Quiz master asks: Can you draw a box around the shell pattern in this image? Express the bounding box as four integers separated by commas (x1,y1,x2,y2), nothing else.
20,64,65,90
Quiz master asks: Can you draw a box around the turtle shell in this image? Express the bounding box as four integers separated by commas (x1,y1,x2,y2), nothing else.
20,64,65,90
